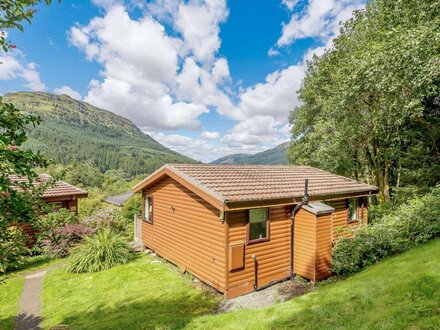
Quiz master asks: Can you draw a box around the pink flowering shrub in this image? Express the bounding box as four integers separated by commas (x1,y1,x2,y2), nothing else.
42,223,94,258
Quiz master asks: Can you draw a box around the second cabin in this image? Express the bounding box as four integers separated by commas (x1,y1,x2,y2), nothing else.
133,164,378,298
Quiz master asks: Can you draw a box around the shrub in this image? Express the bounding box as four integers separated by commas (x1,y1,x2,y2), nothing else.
81,209,132,239
33,209,79,254
67,229,133,273
42,224,94,258
36,209,77,233
0,226,29,273
332,187,440,276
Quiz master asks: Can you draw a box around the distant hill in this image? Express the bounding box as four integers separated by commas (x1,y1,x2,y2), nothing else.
211,142,290,165
3,92,196,177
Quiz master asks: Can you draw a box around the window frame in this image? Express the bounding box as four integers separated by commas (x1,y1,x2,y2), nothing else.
143,195,154,224
246,207,270,245
346,197,364,223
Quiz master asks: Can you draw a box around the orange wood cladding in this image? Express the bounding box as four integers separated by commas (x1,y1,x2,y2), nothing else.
140,175,370,298
141,176,226,292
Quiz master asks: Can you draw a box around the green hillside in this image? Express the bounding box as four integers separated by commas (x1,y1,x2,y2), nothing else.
3,92,196,177
211,142,289,165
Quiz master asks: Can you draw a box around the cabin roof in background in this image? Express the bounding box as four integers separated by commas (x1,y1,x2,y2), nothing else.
9,174,88,199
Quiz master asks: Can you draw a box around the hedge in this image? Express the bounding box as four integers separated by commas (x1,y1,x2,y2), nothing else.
332,186,440,276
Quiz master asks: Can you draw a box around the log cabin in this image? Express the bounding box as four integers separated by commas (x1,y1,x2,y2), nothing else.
133,164,379,298
9,174,88,212
9,174,88,243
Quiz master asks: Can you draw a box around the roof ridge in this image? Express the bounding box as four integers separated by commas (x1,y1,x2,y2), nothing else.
166,164,227,203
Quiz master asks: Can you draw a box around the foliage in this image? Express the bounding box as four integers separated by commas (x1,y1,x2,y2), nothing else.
288,0,440,202
34,208,78,254
0,0,57,274
35,208,77,236
4,92,197,178
0,0,55,51
67,229,132,273
332,187,440,276
42,224,94,258
0,226,28,273
121,193,141,223
0,100,51,270
81,208,132,238
188,240,440,329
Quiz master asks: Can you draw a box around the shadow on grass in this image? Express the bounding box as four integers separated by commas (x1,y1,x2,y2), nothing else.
0,314,41,330
49,293,216,330
15,312,42,330
267,274,440,330
4,255,54,275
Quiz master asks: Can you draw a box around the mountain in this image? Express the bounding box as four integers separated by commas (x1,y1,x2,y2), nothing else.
211,142,290,165
3,92,196,177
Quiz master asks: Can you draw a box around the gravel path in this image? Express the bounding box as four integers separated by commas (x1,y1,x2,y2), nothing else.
216,279,314,313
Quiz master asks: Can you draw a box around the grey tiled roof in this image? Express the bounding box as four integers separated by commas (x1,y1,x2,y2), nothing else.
104,191,134,206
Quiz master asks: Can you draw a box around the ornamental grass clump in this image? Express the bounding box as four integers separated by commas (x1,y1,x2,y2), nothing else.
67,229,133,273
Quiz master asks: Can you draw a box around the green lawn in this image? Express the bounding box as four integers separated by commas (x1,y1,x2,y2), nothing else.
0,256,56,329
41,255,220,329
0,273,24,329
6,239,439,329
189,239,440,329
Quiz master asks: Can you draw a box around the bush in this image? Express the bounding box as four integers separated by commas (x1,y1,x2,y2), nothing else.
0,226,29,273
42,224,94,258
67,229,133,273
332,187,440,276
35,209,78,244
81,208,132,238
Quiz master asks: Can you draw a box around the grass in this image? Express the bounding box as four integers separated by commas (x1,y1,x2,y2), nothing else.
2,240,436,329
188,239,440,329
0,273,24,329
41,254,220,329
0,256,56,329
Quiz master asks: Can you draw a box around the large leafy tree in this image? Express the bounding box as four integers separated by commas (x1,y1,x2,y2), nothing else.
0,0,54,271
288,0,440,202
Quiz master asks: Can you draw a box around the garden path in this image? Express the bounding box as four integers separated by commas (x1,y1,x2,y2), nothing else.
15,265,60,330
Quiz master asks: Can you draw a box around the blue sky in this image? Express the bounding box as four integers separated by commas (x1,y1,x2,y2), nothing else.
0,0,365,162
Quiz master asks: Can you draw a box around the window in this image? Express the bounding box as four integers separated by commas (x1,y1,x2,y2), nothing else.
248,208,269,243
143,196,153,223
347,198,359,222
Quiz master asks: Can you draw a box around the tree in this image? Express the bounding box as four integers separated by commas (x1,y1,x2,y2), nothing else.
0,0,55,271
288,0,440,202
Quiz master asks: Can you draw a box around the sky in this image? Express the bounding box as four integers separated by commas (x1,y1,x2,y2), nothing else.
0,0,366,162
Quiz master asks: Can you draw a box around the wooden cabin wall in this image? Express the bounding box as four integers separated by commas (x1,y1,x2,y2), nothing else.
225,206,291,298
141,176,226,293
293,208,317,280
314,212,333,280
326,198,368,241
293,209,332,281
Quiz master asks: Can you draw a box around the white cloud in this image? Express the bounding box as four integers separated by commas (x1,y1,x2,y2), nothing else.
69,2,231,131
281,0,299,11
150,130,284,162
276,0,365,48
151,132,217,162
174,0,228,62
200,131,220,140
66,0,365,159
0,51,46,91
234,64,305,121
54,85,81,99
